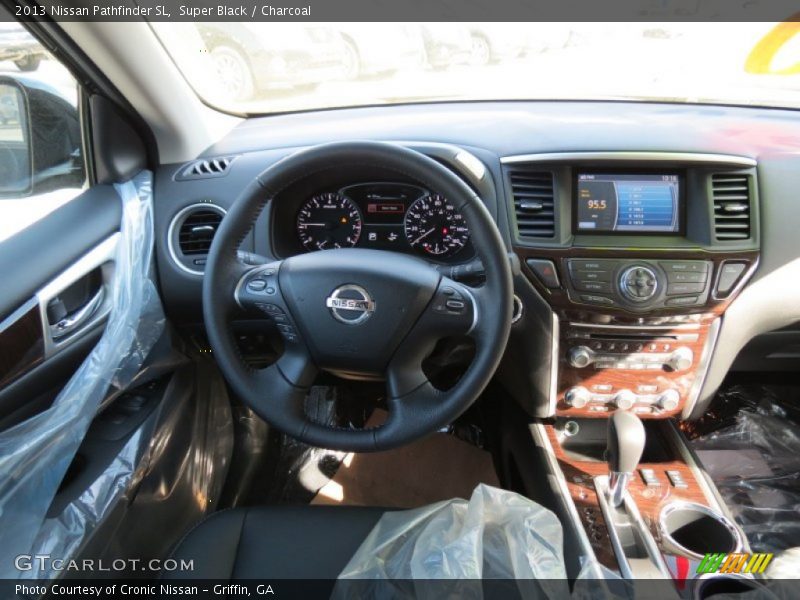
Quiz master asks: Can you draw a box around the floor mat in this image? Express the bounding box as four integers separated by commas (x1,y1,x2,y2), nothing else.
311,425,500,509
688,383,800,554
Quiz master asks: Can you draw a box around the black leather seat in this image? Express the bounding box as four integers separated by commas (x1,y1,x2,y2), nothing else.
164,505,387,579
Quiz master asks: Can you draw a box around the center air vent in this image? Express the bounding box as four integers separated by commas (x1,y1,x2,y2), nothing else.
168,203,226,275
177,156,236,180
508,168,556,239
711,174,751,240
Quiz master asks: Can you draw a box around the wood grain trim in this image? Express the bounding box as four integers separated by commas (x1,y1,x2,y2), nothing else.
555,316,717,419
0,299,45,389
545,423,715,572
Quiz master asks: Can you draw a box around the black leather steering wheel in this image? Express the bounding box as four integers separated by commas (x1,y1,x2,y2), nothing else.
203,141,512,451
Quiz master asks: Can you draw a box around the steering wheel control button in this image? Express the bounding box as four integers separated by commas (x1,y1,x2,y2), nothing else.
247,279,267,292
619,265,659,302
256,303,283,315
525,259,560,289
715,261,747,296
325,284,375,325
445,299,466,311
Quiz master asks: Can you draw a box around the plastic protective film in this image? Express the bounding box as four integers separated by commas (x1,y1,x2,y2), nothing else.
334,484,626,600
689,384,800,559
0,172,164,578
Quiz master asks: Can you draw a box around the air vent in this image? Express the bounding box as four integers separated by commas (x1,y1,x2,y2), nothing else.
177,156,236,180
168,204,227,275
178,209,223,255
712,174,751,240
508,168,556,238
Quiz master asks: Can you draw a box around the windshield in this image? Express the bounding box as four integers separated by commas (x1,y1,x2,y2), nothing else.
151,22,800,114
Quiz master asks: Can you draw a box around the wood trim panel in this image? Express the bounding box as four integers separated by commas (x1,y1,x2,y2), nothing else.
512,245,758,420
0,300,45,389
545,423,713,573
554,316,717,418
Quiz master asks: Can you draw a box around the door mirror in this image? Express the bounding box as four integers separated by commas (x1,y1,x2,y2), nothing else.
0,75,83,198
0,81,31,195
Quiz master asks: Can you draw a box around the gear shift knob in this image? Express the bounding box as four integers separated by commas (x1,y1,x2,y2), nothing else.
607,410,646,507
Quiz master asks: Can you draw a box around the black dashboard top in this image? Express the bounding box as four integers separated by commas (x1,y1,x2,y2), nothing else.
153,100,800,322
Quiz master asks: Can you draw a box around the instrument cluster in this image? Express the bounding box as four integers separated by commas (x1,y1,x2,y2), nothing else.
295,182,472,261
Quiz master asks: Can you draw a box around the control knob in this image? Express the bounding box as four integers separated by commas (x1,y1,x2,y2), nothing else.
568,346,594,369
613,389,637,410
666,347,694,372
619,265,659,302
657,389,681,411
565,386,591,409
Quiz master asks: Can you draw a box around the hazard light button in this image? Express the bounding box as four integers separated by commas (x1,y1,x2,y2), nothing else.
526,259,561,289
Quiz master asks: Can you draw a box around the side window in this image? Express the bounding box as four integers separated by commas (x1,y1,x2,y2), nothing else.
0,18,86,241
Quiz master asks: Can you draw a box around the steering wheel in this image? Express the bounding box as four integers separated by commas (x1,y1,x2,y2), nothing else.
203,141,512,451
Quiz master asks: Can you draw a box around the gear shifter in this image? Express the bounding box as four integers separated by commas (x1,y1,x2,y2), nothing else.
607,410,646,507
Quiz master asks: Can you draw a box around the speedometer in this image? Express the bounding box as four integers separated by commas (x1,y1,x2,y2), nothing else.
404,194,470,257
297,192,362,251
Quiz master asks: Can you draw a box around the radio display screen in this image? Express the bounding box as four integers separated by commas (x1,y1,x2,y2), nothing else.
575,173,681,234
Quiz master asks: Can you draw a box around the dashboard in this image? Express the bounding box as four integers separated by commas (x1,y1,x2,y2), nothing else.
153,100,800,424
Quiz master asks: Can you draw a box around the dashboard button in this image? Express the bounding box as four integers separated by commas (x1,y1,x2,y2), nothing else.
667,282,705,295
526,259,561,289
574,280,612,293
569,260,608,271
666,295,699,306
667,271,706,283
660,261,709,273
715,261,747,296
572,269,612,282
580,294,615,306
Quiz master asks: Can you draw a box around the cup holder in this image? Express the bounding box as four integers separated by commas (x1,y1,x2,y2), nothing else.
659,502,742,559
694,574,774,600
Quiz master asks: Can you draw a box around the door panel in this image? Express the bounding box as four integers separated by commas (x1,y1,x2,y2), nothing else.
0,187,121,428
0,185,121,318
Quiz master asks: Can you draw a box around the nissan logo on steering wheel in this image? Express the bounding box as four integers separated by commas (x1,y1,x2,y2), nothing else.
325,284,376,325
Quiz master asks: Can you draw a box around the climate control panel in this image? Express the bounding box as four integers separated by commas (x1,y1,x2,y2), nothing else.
555,316,716,419
564,385,681,414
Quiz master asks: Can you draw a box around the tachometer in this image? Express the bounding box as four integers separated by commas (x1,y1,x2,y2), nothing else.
404,194,470,257
297,192,362,251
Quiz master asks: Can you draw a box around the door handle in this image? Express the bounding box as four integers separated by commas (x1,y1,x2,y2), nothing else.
50,287,105,340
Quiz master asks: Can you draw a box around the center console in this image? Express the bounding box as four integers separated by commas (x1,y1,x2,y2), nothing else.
503,152,760,422
502,152,762,589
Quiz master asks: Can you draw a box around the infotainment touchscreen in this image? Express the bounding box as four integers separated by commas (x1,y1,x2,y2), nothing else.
576,173,681,233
